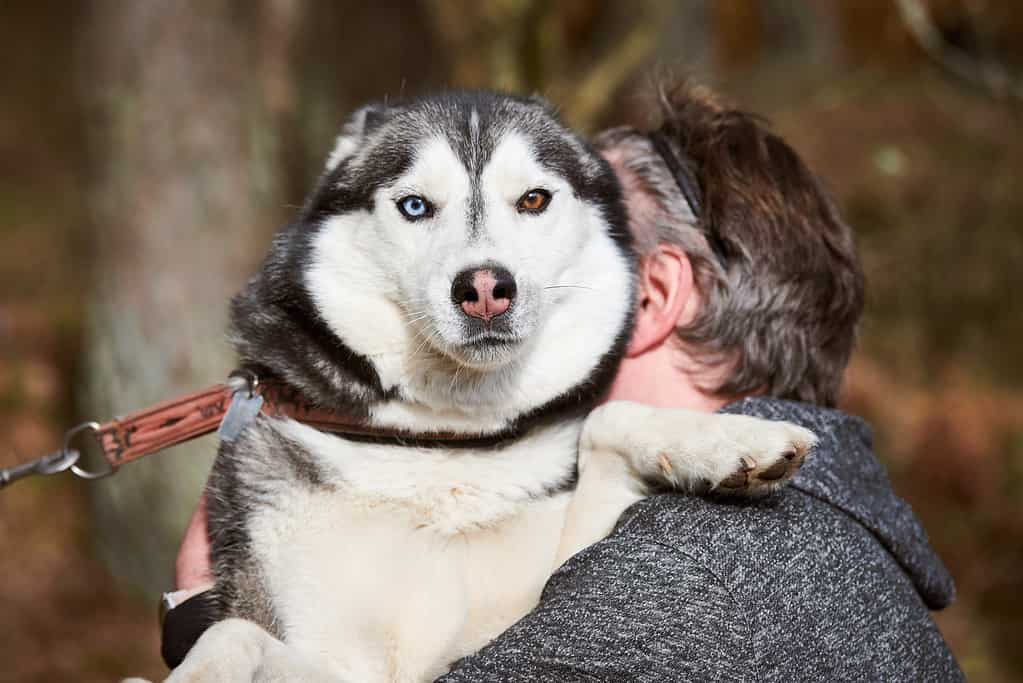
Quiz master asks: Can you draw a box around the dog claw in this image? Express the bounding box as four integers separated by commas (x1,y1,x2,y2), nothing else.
716,428,815,494
719,470,748,489
757,460,790,481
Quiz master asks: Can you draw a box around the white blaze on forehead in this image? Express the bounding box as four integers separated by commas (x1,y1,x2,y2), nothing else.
469,108,480,152
391,136,469,206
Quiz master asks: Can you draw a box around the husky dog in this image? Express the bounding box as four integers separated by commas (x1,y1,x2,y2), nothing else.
164,91,814,682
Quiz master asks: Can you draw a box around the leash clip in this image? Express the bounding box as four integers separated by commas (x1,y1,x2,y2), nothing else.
0,445,80,489
1,421,116,490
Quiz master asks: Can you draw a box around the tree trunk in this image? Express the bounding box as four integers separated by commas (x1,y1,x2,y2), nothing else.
80,0,300,594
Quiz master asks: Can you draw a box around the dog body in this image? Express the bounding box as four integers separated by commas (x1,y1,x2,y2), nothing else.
165,91,813,683
213,418,581,681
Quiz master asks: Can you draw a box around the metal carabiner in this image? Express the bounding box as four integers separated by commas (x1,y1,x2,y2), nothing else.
0,420,116,490
0,447,80,489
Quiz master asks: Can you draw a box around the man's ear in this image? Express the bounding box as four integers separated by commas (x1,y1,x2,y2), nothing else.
324,103,390,172
626,243,695,357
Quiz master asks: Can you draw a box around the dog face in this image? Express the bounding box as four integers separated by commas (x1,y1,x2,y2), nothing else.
231,92,634,429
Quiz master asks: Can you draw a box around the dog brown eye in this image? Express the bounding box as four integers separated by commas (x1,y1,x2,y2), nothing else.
516,189,551,214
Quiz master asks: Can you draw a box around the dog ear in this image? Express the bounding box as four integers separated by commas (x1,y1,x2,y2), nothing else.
325,103,390,172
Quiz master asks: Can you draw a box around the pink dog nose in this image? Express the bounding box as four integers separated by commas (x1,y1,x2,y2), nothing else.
451,266,517,321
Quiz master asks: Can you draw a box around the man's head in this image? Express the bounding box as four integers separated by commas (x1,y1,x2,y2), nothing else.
597,83,865,409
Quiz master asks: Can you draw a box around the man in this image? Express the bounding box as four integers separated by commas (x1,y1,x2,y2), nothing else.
171,83,963,681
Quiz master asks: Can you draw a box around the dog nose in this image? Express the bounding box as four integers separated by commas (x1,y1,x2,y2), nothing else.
451,266,517,321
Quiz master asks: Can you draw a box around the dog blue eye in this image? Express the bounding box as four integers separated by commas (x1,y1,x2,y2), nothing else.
397,195,432,220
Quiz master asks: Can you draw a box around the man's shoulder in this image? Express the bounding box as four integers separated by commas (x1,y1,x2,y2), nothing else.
579,489,963,682
611,488,856,595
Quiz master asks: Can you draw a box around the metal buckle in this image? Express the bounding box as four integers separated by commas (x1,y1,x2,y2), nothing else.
226,369,259,398
65,421,117,480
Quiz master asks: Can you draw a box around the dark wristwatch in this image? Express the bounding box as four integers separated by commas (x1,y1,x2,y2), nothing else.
159,588,217,668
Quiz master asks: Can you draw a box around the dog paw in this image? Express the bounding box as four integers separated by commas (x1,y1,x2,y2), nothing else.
581,402,817,496
711,416,816,495
164,618,269,683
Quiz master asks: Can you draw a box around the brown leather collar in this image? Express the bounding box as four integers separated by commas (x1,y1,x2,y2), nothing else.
93,376,519,471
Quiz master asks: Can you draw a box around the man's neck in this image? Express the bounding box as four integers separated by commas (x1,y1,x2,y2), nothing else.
603,343,729,412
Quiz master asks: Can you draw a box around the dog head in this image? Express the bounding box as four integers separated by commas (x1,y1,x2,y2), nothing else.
231,91,634,432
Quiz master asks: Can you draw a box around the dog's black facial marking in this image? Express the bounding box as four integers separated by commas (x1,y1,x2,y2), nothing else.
528,134,631,255
301,158,368,224
302,141,418,226
439,90,632,256
229,223,388,413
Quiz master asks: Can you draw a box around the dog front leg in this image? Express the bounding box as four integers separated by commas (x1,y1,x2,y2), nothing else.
554,430,648,568
554,400,817,567
584,401,817,493
159,618,343,683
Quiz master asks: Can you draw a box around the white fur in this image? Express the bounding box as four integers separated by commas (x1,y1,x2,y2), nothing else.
581,402,817,491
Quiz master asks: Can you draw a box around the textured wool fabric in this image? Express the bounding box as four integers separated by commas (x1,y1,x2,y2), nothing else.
439,397,963,682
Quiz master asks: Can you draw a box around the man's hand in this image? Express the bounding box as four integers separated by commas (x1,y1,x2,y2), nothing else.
175,492,213,591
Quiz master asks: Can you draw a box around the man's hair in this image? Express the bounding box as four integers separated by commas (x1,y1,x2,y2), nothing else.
595,83,865,407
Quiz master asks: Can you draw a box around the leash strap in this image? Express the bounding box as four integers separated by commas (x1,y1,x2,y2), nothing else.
68,374,505,478
2,372,517,488
95,384,236,468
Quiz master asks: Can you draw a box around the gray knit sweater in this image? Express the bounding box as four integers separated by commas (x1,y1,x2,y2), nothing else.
438,397,963,682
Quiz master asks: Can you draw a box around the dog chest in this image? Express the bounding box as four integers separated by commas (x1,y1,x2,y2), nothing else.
247,480,571,681
233,418,580,681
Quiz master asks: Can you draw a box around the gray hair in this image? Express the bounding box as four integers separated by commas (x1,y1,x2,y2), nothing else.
594,84,865,407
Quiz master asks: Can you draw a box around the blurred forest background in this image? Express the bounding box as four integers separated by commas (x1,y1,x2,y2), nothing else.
1,0,1021,681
